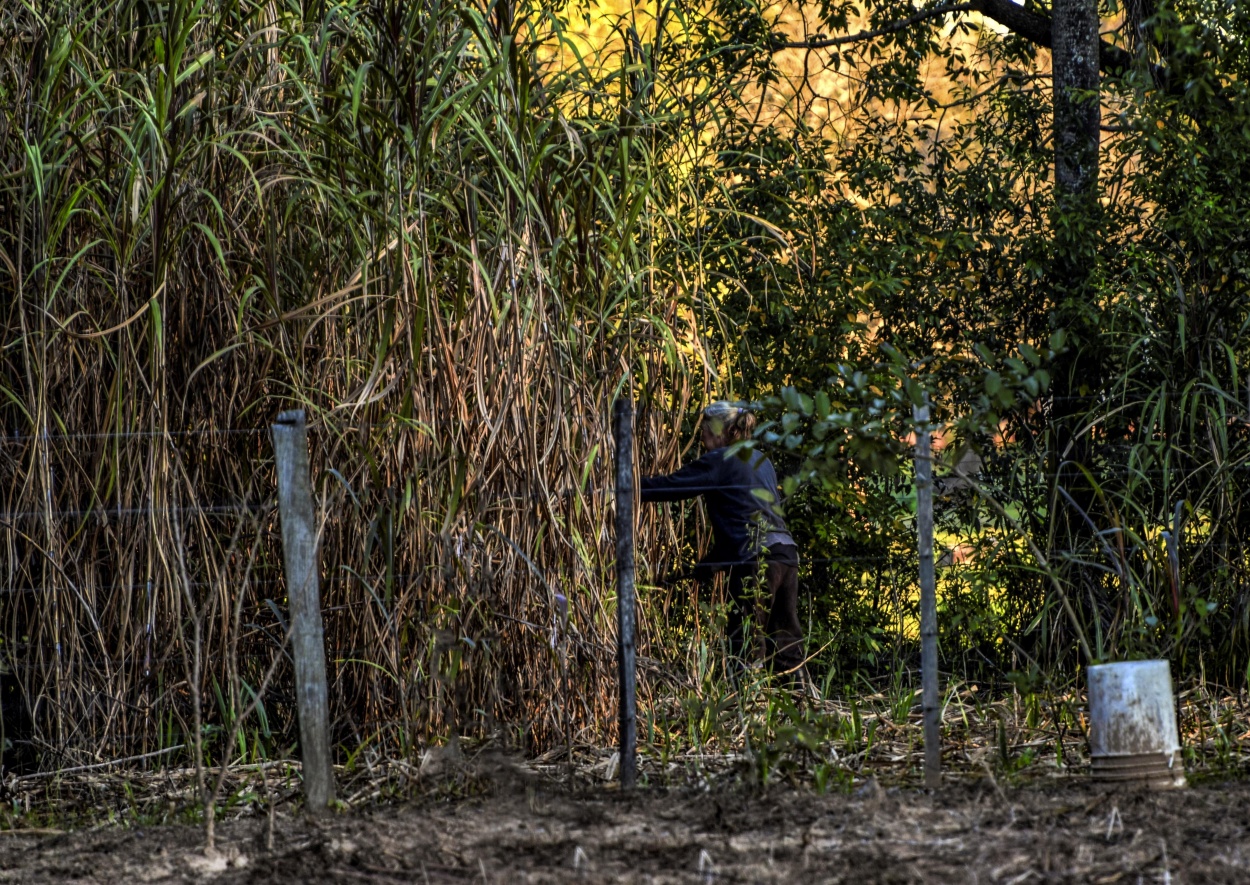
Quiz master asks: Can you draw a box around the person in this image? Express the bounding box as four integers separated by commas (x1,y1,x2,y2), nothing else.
640,401,805,680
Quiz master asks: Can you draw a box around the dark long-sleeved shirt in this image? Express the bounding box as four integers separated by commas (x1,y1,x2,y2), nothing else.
640,447,795,572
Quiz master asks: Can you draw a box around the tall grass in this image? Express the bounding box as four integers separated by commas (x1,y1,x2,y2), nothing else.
0,0,722,764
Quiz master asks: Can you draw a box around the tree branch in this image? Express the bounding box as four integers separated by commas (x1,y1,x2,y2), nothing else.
971,0,1142,80
971,0,1053,49
770,2,974,50
772,0,1174,91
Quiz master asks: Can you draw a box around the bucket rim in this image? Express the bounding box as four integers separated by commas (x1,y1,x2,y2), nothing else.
1087,658,1172,673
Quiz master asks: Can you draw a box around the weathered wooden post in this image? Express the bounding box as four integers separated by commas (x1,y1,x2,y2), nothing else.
271,409,336,813
613,397,637,789
913,396,941,788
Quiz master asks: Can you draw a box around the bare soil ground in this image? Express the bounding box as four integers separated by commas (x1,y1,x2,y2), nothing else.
2,771,1248,884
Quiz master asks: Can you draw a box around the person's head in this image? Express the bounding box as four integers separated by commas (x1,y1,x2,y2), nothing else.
700,401,756,450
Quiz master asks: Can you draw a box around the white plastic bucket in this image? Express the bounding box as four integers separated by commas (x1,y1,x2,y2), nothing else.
1087,660,1185,789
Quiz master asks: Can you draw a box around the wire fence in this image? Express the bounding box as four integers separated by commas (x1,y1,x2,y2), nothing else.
4,416,1247,772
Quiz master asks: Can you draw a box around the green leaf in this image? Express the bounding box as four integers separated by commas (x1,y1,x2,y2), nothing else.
149,296,163,352
175,50,215,87
193,222,227,270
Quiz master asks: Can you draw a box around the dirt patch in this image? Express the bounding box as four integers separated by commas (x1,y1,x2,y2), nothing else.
2,772,1248,883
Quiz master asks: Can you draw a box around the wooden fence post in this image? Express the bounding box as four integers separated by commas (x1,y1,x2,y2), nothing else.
613,397,637,789
271,409,336,813
914,396,941,789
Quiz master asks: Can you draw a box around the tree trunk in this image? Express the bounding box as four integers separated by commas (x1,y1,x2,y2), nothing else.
1052,0,1102,211
1049,0,1102,414
1048,0,1104,662
1049,0,1102,399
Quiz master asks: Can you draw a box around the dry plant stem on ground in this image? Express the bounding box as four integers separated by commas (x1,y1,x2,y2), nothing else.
172,512,290,851
172,514,210,848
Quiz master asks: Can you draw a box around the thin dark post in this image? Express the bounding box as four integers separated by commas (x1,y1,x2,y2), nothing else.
914,397,941,788
613,397,637,789
271,409,336,813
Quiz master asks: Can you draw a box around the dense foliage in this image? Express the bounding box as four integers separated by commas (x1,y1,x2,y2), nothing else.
698,0,1250,686
2,0,1249,774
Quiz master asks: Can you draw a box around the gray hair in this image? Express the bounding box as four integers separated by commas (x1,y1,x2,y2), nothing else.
702,401,755,443
702,400,744,422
